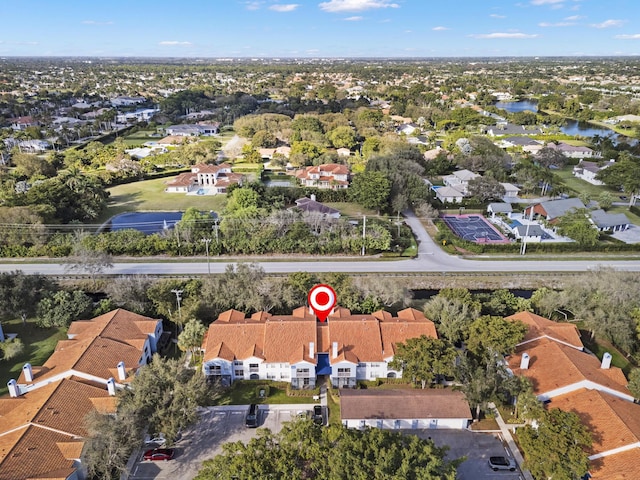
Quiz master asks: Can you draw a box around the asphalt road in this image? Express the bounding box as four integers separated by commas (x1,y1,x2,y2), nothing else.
1,211,639,275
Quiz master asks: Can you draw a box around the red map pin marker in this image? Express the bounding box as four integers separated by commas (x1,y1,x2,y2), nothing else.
308,284,337,322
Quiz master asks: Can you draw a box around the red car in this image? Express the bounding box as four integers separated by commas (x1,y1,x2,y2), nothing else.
143,448,175,461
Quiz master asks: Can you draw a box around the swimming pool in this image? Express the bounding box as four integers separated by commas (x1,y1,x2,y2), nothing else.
104,211,184,235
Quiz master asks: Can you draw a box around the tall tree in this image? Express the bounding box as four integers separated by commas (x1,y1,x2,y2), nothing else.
178,319,206,357
348,170,391,212
464,315,528,358
36,290,93,328
519,408,591,480
0,271,55,326
389,336,457,389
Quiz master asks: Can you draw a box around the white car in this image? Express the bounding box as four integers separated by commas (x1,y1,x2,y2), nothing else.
144,434,166,446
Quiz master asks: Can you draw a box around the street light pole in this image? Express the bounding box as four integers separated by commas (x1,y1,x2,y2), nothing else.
171,289,183,323
201,237,212,274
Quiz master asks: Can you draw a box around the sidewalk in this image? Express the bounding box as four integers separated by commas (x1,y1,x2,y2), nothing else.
489,402,535,480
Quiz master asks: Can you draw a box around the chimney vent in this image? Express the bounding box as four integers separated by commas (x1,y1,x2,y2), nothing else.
7,379,20,398
601,352,612,369
22,363,33,382
117,361,126,381
520,353,530,370
332,342,338,359
107,378,116,396
309,342,315,359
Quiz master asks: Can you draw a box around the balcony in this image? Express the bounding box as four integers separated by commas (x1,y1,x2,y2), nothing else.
337,371,352,377
249,367,259,373
295,371,310,378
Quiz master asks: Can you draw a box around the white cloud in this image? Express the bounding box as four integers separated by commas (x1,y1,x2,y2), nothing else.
432,26,449,31
530,0,564,5
615,33,640,39
82,20,114,25
318,0,399,13
158,41,193,46
564,15,583,20
539,21,574,27
590,19,625,28
490,14,506,19
244,1,263,10
343,16,363,21
269,4,299,12
470,32,539,39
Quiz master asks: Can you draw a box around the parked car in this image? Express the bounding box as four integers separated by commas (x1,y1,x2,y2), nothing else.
144,433,166,446
620,195,628,200
488,456,516,471
143,448,175,461
245,403,259,428
312,405,325,425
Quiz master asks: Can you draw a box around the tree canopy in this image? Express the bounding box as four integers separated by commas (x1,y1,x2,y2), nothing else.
195,420,459,480
389,336,457,389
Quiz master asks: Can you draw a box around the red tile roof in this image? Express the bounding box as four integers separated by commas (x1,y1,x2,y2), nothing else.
507,339,629,398
507,311,583,350
590,447,640,479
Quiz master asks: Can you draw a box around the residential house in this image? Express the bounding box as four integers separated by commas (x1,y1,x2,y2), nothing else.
294,197,341,218
496,136,543,150
507,340,632,402
125,145,167,159
110,95,146,107
116,108,159,124
165,124,219,136
486,123,542,137
589,447,640,479
545,142,599,159
397,123,419,136
507,311,583,351
17,139,51,153
513,224,545,243
589,209,631,232
487,202,513,218
156,135,189,146
340,389,472,430
442,169,480,195
295,163,350,190
10,116,38,131
434,186,464,204
12,309,163,395
0,378,117,480
573,160,614,186
336,147,351,157
201,307,437,389
500,182,520,200
524,198,586,223
165,163,243,194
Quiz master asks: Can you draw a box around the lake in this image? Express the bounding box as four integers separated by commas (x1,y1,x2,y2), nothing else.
104,211,184,234
494,100,538,113
560,119,615,138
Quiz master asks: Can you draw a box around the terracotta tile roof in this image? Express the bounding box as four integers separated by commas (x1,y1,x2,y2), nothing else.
508,339,629,398
157,135,188,145
166,172,196,187
590,447,640,479
340,389,472,420
507,311,583,350
264,320,316,363
550,389,640,455
0,378,114,439
20,309,157,384
0,426,79,480
203,308,439,365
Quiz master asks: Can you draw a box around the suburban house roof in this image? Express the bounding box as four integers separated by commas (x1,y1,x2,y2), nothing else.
590,209,630,229
0,377,116,480
549,388,640,457
340,389,472,420
191,163,231,174
202,307,436,365
502,136,541,146
19,309,159,385
514,225,545,237
294,198,341,216
435,186,465,198
589,446,640,479
526,198,586,221
507,311,583,350
448,169,479,182
488,202,513,213
507,339,629,399
545,142,594,155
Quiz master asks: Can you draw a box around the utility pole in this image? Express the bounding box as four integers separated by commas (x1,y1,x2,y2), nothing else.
361,215,366,256
171,289,183,324
201,237,212,274
213,218,219,247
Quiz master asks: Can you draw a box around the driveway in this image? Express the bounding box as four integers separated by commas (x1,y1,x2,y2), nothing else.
413,429,522,480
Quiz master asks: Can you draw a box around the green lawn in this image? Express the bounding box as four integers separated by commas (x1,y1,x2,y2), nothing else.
216,381,317,406
609,204,640,226
579,329,633,376
324,202,381,219
99,177,228,223
0,318,66,396
555,167,618,198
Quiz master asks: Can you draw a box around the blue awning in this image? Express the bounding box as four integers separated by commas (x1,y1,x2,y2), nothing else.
316,353,331,375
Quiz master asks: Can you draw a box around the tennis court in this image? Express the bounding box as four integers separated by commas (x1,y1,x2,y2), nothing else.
441,214,510,244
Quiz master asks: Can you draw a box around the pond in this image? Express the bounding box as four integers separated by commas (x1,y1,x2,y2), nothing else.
103,211,184,235
494,100,538,113
559,119,616,138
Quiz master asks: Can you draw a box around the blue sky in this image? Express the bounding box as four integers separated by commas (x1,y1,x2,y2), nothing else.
1,0,639,57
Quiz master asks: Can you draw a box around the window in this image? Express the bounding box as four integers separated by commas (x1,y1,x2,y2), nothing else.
234,360,243,366
249,363,259,372
297,368,309,374
234,370,244,377
357,363,366,368
210,365,221,374
337,368,351,377
267,374,276,380
303,377,310,386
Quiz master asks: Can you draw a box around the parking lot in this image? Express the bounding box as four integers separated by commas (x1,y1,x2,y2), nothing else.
130,406,521,480
129,405,305,480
